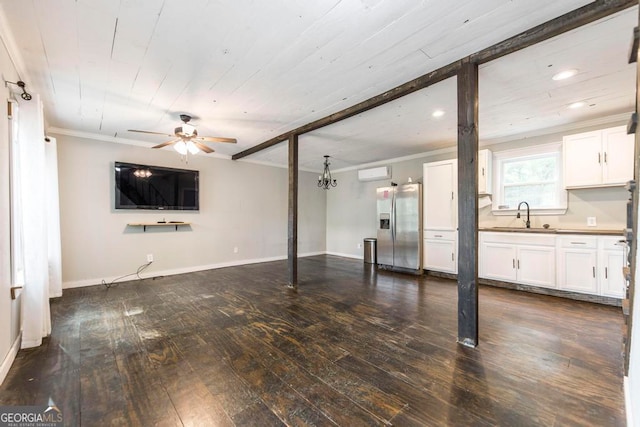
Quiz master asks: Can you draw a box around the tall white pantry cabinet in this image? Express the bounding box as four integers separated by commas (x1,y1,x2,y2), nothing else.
422,150,492,274
423,159,458,273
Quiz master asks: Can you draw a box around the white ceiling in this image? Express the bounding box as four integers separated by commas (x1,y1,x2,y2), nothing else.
0,0,636,172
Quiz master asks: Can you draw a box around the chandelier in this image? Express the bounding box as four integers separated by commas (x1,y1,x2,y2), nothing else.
318,155,337,190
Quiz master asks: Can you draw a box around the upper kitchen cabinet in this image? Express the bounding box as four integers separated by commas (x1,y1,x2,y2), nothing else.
478,149,492,195
563,125,634,189
423,159,457,230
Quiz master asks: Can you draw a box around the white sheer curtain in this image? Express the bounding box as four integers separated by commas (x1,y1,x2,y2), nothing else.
45,137,62,299
14,94,61,348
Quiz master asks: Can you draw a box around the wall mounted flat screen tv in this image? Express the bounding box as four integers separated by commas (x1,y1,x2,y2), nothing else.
115,161,199,210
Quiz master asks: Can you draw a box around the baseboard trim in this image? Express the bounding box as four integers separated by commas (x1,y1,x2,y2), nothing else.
0,332,21,386
625,376,633,427
325,251,364,260
62,251,328,289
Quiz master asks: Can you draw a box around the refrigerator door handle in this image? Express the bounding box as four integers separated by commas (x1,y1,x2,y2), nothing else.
391,190,396,245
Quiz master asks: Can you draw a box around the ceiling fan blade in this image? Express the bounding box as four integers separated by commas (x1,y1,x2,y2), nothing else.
194,141,215,153
195,136,237,143
128,129,174,137
152,139,179,149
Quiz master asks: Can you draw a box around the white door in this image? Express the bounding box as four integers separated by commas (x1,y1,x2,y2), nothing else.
481,242,517,282
563,130,602,188
602,126,634,185
423,160,457,229
517,246,556,288
558,248,598,293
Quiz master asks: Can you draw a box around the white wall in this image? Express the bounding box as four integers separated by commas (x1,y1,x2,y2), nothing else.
327,122,629,258
55,135,326,287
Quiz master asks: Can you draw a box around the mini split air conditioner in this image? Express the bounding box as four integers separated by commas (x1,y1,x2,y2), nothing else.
357,166,391,182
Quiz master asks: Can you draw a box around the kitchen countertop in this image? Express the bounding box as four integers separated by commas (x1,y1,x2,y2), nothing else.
479,227,624,236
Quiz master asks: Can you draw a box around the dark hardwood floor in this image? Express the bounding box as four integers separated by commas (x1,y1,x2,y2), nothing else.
0,255,625,426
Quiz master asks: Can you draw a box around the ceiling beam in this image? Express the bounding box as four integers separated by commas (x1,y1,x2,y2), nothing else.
232,0,636,161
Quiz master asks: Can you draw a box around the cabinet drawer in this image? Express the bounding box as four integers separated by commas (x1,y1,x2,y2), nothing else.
424,230,456,240
558,236,597,249
599,236,626,251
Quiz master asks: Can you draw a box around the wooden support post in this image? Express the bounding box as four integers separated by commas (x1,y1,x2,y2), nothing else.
288,134,299,288
457,58,479,347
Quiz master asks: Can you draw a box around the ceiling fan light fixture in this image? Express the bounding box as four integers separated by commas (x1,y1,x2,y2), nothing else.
186,140,199,155
174,140,188,155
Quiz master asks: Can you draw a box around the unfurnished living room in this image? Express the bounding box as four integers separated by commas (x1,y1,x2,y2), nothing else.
1,1,640,426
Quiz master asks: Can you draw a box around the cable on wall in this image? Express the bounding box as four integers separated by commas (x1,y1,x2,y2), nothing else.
101,261,152,289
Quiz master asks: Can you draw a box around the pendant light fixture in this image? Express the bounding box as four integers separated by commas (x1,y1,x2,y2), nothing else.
318,155,337,190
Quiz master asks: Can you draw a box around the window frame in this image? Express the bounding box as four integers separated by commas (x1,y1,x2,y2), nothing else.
491,142,567,216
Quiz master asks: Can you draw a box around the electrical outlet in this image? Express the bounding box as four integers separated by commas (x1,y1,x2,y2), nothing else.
147,253,154,262
357,243,362,249
233,247,239,254
587,217,597,227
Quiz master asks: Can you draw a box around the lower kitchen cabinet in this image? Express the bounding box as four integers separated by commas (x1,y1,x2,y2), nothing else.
480,232,556,288
557,237,598,294
480,232,625,299
423,230,457,274
599,237,626,298
517,245,556,287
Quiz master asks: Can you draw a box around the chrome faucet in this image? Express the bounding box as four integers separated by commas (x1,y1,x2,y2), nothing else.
517,201,530,228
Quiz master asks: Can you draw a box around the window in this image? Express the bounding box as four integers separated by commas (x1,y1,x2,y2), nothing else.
492,143,567,215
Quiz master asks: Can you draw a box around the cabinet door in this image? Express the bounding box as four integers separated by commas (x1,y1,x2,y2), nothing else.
481,242,516,282
424,238,456,273
557,248,597,294
602,126,634,185
563,131,602,188
600,249,625,298
517,246,556,288
423,160,457,229
478,149,492,195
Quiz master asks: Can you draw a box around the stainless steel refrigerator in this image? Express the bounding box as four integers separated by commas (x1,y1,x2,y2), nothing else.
376,183,422,273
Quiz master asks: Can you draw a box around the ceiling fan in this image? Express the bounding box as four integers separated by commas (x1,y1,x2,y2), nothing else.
128,114,237,155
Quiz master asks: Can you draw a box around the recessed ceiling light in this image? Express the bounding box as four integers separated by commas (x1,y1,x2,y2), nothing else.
432,109,445,118
568,101,586,109
552,69,578,81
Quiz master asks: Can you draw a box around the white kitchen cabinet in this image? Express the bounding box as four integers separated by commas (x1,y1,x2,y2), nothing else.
481,242,517,282
423,160,457,230
557,237,598,294
424,230,457,274
599,237,626,298
478,149,492,195
480,232,556,288
517,245,556,287
563,125,634,188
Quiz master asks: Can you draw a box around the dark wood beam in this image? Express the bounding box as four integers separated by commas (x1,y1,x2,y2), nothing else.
457,58,479,348
472,0,635,64
287,134,299,288
232,0,634,161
